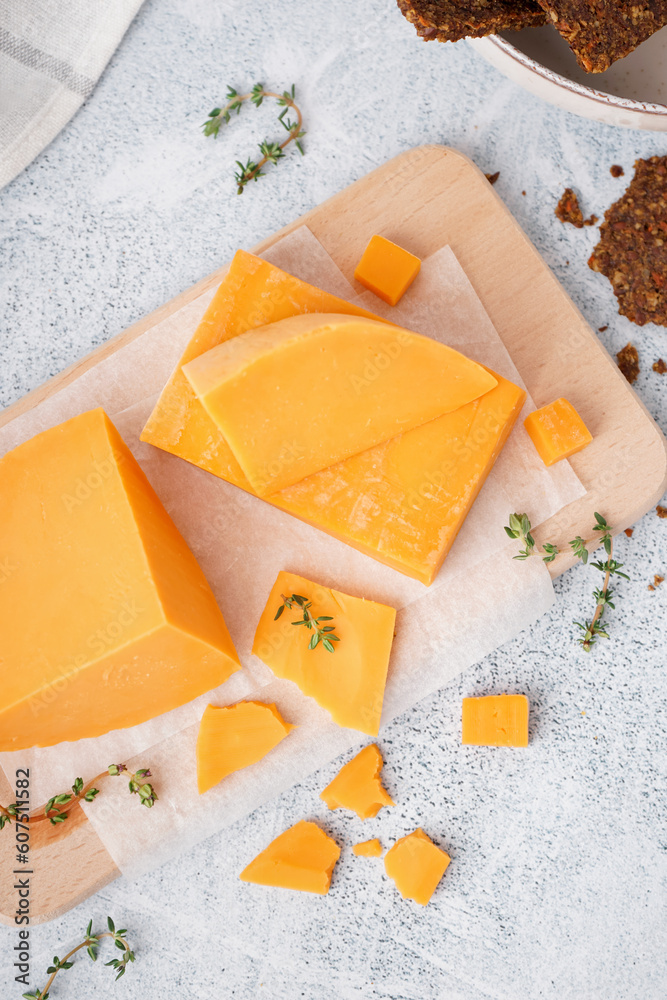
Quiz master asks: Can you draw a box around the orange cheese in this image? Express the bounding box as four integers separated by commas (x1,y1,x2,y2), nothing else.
384,829,450,905
252,571,396,735
354,235,421,306
0,408,239,751
181,312,497,496
141,251,524,584
353,839,383,857
462,694,529,747
196,701,293,794
523,397,592,466
320,744,394,819
240,820,340,895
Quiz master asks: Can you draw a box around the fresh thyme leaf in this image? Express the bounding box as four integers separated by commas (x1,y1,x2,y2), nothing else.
202,83,306,194
275,592,339,652
24,917,136,999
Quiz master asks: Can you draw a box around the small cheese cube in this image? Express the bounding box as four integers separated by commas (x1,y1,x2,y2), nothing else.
196,701,294,794
384,829,450,905
354,235,421,306
353,839,383,857
523,397,592,466
240,821,340,895
462,694,529,747
320,745,394,820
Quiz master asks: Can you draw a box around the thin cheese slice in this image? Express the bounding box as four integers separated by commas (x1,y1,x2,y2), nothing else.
384,829,451,905
252,571,396,736
320,744,394,819
0,408,239,751
141,251,523,584
240,820,341,895
181,313,497,495
353,839,383,857
196,701,294,794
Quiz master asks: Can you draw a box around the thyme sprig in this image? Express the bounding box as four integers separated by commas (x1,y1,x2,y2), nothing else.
274,593,340,653
22,916,135,999
0,764,157,832
505,511,629,651
203,84,305,194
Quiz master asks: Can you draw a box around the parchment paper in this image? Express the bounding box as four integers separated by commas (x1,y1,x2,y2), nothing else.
0,227,583,878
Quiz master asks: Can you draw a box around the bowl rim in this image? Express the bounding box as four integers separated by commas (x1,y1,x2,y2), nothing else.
486,32,667,117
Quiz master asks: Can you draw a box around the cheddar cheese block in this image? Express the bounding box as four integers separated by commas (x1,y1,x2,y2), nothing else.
523,397,592,466
462,694,529,747
181,313,497,495
240,820,341,894
353,839,383,857
354,234,421,306
320,744,394,820
142,252,525,585
0,408,239,751
252,571,396,735
196,701,294,794
384,829,451,905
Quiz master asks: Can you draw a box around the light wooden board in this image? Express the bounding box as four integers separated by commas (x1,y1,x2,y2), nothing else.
1,145,665,925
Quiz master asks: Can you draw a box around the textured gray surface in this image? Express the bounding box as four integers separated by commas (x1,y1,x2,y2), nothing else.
1,1,667,998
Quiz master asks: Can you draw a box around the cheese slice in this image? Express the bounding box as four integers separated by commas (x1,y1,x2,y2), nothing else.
240,820,341,894
353,839,383,857
252,571,396,735
320,744,394,820
0,408,239,751
196,701,294,794
141,251,523,584
181,313,497,495
384,829,451,905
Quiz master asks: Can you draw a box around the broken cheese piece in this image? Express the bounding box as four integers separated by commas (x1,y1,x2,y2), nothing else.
252,571,396,735
240,820,340,895
384,829,450,905
462,694,529,747
353,839,383,857
320,744,394,819
354,234,421,306
523,397,592,466
196,701,294,794
0,408,239,751
181,312,497,496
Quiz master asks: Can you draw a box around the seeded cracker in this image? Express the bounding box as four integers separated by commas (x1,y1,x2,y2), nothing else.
555,188,597,228
537,1,667,72
397,0,547,42
589,156,667,327
617,343,639,384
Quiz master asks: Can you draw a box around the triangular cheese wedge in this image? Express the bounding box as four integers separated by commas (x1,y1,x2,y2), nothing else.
141,251,524,584
181,312,496,495
196,701,294,794
240,820,340,895
252,571,396,736
320,744,394,819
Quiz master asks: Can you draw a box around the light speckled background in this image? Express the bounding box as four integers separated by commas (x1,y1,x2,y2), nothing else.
1,2,667,998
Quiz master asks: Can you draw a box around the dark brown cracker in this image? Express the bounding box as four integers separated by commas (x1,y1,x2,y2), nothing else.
589,156,667,327
658,505,667,519
486,171,500,185
624,527,634,537
610,165,625,178
654,358,667,373
555,188,597,228
397,0,547,42
537,1,667,72
617,342,639,383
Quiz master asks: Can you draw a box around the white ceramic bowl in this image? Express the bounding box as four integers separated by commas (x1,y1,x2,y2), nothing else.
471,25,667,129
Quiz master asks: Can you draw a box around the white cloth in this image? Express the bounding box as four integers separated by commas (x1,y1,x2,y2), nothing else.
0,0,143,189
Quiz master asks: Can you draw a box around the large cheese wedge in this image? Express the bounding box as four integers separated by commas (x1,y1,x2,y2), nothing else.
141,251,524,584
196,701,294,794
240,820,341,895
181,313,497,495
252,571,396,735
0,408,240,751
320,744,394,820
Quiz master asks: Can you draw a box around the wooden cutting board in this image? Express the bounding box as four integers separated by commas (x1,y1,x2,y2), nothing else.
1,145,665,926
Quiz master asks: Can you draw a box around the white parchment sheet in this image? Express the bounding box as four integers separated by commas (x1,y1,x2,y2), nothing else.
0,227,583,877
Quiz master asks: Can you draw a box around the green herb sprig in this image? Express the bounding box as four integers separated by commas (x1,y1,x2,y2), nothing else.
505,511,629,651
275,593,340,653
202,84,305,194
22,916,135,999
0,764,157,833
